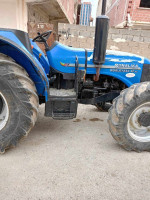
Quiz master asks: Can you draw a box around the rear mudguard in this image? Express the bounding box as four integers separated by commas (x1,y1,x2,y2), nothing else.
47,42,150,87
0,30,49,101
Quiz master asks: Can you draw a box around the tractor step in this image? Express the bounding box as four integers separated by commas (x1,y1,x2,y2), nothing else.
49,88,76,97
45,88,78,120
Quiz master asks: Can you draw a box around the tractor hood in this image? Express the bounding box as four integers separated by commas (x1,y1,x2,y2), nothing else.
47,42,150,87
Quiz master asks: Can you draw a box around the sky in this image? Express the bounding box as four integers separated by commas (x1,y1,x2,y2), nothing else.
81,0,99,25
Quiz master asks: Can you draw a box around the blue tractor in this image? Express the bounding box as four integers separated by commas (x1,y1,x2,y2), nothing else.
0,0,150,153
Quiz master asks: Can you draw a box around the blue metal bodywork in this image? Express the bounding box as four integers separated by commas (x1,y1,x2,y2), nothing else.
0,29,150,102
47,42,150,87
0,30,49,100
30,39,50,75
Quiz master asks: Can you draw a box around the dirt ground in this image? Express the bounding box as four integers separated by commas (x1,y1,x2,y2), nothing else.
0,104,150,200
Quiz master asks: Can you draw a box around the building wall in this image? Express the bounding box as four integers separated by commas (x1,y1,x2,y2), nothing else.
0,0,78,32
59,23,150,59
0,0,28,31
27,0,78,37
101,0,150,27
129,0,150,23
97,0,113,16
106,0,129,27
80,2,92,26
58,0,76,24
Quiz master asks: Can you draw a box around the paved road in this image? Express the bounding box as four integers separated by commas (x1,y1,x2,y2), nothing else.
0,104,150,200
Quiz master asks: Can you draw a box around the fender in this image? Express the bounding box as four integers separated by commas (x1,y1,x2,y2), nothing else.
30,39,50,75
0,30,49,101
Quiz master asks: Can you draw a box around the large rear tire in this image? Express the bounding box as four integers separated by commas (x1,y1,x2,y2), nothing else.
0,53,39,153
108,82,150,152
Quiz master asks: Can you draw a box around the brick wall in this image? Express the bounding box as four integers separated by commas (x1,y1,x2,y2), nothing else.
106,0,128,27
130,0,150,22
105,0,150,27
58,0,76,24
58,23,150,59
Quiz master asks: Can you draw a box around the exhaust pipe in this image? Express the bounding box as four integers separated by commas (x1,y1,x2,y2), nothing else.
93,0,109,65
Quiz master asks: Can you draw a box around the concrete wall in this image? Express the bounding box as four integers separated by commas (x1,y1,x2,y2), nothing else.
0,0,28,31
0,0,78,32
58,23,150,59
27,0,78,25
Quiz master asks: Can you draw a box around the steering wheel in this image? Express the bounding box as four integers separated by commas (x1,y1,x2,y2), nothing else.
33,30,52,48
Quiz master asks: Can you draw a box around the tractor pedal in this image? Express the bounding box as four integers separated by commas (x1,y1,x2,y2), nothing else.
45,88,78,120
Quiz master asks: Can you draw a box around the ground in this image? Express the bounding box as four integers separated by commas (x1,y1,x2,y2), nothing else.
0,104,150,200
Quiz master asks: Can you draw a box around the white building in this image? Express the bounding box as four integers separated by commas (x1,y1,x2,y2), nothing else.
0,0,78,32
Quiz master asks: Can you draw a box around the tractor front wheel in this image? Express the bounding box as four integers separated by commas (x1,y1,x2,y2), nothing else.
108,82,150,152
0,53,39,153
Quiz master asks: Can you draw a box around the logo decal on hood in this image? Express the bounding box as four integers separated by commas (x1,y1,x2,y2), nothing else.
60,62,70,67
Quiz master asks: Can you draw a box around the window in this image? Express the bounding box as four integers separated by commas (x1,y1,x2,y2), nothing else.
140,0,150,8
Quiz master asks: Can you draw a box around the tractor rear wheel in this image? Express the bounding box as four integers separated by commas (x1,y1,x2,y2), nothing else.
108,82,150,152
0,53,39,153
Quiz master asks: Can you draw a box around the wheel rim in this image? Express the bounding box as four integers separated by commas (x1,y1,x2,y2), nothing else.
0,93,9,131
127,102,150,142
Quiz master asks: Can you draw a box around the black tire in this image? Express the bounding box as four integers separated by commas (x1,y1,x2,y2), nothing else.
108,82,150,152
0,53,39,153
95,102,111,112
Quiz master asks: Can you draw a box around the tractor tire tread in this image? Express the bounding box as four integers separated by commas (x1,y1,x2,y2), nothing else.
0,53,39,153
108,82,150,152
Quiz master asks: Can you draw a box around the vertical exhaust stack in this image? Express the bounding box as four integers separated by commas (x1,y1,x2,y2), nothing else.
93,0,109,65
